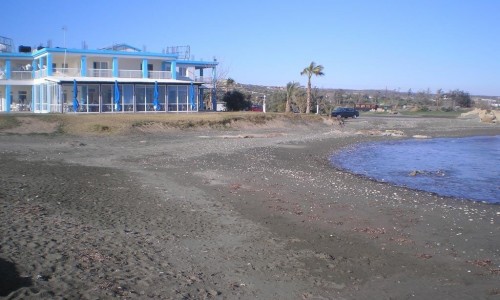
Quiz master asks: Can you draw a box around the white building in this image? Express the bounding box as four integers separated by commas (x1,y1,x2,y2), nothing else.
0,41,217,113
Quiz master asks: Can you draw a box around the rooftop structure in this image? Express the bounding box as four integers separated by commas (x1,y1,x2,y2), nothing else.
0,36,13,53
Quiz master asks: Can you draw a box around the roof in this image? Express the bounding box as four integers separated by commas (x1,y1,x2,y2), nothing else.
31,47,178,60
100,44,142,52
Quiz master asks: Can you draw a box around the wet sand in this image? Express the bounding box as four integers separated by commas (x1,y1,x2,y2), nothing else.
1,115,499,299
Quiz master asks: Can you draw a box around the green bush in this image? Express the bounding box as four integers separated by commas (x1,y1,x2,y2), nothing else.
222,91,252,111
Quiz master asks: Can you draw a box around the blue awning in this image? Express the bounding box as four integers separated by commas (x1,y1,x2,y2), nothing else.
72,79,79,112
153,81,160,111
114,81,121,111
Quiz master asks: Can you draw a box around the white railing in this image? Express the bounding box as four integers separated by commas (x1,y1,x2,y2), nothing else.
53,68,80,77
10,71,32,80
149,71,172,79
12,67,210,82
177,76,193,81
34,69,48,78
195,76,213,83
89,68,113,78
119,70,143,78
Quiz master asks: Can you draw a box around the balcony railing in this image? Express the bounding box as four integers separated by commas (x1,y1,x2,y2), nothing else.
18,68,204,82
53,68,80,77
89,68,113,78
149,71,172,79
119,70,143,78
9,71,33,80
34,69,48,78
195,76,213,83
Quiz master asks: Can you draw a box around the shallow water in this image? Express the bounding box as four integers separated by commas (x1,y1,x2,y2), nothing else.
330,135,500,204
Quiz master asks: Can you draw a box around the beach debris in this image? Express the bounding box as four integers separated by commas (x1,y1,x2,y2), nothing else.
413,135,431,139
408,170,446,177
383,130,405,137
36,274,50,281
353,227,386,237
355,129,406,137
467,259,492,267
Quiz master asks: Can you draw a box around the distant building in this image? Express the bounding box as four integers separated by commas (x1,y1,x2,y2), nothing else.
0,41,217,113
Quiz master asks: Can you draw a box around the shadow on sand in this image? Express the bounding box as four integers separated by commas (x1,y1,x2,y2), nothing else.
0,258,32,296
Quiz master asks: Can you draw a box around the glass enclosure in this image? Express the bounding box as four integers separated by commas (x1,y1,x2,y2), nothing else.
32,82,198,113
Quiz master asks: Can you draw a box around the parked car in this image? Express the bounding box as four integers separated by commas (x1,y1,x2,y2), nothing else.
250,105,263,112
331,107,359,118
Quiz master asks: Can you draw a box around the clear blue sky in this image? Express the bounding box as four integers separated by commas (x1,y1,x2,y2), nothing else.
3,0,499,96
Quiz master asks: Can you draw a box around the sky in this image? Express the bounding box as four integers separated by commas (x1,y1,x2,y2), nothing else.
3,0,499,96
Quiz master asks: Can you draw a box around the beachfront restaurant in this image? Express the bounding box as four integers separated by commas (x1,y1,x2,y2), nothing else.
0,44,218,113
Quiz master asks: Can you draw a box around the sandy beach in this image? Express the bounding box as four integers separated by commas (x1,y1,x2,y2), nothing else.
1,114,499,299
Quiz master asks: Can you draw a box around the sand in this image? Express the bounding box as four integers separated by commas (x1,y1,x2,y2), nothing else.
0,115,499,299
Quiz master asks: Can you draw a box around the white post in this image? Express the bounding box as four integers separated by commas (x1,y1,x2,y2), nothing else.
316,104,319,114
263,95,266,113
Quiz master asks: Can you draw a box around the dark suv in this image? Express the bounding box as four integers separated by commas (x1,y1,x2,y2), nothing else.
331,107,360,118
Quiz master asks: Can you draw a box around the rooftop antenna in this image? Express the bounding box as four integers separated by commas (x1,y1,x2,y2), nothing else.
62,26,67,71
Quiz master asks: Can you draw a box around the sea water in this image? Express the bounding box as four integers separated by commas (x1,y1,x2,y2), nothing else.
330,135,500,204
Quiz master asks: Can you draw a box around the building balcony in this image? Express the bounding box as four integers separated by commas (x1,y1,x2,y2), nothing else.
119,70,143,78
195,76,213,83
34,69,48,78
12,68,205,82
11,71,33,80
149,71,172,80
89,68,113,78
53,68,80,77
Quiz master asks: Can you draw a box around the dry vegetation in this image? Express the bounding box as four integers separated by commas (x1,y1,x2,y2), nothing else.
0,112,326,136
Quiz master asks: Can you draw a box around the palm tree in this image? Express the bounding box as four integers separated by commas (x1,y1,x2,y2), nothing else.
300,62,324,114
285,81,300,113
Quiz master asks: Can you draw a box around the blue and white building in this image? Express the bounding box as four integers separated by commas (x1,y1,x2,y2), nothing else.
0,38,217,113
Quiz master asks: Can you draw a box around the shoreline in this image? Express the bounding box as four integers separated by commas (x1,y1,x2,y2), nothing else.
328,134,500,205
1,115,499,299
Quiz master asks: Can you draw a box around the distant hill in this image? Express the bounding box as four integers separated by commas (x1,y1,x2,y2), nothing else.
229,82,499,100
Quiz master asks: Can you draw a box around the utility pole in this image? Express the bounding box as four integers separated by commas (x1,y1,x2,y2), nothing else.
62,26,67,72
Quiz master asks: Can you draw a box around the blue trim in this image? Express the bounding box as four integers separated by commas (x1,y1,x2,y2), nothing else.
46,53,53,76
5,60,11,79
176,60,218,67
81,56,87,76
0,53,32,58
142,59,148,78
5,85,11,112
112,57,118,77
171,61,177,80
212,89,216,111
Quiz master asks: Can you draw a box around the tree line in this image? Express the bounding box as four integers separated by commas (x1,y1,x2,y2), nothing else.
215,62,474,113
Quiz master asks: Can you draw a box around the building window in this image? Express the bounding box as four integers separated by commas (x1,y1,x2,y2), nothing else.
93,61,108,69
140,64,153,71
92,62,109,77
